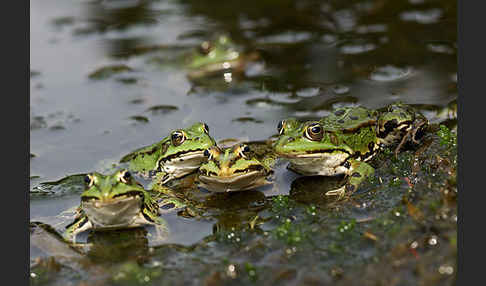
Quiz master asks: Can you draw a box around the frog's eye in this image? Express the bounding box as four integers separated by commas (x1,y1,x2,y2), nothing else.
277,120,285,135
84,174,94,187
203,149,212,160
171,131,186,146
202,123,209,134
239,144,251,158
304,123,324,141
198,41,212,55
119,170,131,184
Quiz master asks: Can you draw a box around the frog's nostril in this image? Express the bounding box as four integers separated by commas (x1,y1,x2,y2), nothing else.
287,137,295,142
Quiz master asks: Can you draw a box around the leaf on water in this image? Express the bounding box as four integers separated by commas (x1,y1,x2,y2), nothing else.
88,65,133,80
129,116,149,123
232,117,263,123
145,105,178,115
31,174,86,196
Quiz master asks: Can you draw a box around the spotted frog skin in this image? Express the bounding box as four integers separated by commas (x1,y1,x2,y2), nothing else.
120,122,216,185
197,143,273,192
274,103,428,197
63,170,168,243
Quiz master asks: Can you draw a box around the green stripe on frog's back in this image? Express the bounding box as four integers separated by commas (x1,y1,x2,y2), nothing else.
120,139,170,174
321,106,378,132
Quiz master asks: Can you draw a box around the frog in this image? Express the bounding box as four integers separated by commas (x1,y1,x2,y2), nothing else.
63,169,168,244
376,102,428,156
274,103,428,197
186,35,260,80
197,143,274,192
119,122,216,185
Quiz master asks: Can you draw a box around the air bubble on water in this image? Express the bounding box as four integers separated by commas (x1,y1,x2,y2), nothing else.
340,43,376,55
438,265,454,275
297,88,319,97
427,43,454,54
369,65,412,82
332,85,350,95
410,241,419,249
400,9,442,24
428,236,438,246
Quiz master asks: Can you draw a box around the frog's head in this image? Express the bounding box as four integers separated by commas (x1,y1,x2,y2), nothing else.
198,144,271,192
80,170,147,227
157,122,216,165
377,103,428,145
273,120,353,157
81,170,144,202
187,35,241,71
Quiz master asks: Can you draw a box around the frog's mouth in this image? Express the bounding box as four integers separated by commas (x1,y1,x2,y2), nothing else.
159,149,206,164
276,149,351,159
158,150,207,177
198,166,271,192
81,191,144,228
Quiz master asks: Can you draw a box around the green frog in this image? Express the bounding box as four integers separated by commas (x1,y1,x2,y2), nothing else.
119,122,216,185
186,35,259,80
197,143,274,192
274,103,428,197
63,170,168,243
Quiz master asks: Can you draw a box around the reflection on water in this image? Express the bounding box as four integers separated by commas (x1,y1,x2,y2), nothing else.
30,0,457,284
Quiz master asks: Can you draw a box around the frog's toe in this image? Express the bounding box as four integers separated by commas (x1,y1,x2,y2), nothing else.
325,185,346,198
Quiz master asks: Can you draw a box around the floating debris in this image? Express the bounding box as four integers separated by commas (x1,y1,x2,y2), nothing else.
145,105,178,115
88,65,133,80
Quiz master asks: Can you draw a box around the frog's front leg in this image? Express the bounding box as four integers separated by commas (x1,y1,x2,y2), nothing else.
325,159,374,198
63,216,93,244
139,210,170,245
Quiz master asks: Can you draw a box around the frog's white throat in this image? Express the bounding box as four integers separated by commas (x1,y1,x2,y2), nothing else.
159,150,206,180
82,195,147,229
286,152,351,176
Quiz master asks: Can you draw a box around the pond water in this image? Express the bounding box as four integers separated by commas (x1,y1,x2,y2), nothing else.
30,0,457,285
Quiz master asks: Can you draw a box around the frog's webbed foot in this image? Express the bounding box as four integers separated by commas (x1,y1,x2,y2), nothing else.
326,160,374,198
325,185,347,199
394,131,410,158
394,118,428,157
411,119,428,144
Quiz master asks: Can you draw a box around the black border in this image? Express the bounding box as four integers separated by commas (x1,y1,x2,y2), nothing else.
6,0,29,284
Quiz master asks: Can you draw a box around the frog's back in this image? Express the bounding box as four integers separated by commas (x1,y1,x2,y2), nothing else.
321,106,378,132
320,106,379,160
119,140,168,173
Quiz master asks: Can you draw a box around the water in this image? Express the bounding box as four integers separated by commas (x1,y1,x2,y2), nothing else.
30,0,457,285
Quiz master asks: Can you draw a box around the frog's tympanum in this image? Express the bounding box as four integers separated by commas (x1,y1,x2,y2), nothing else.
63,170,167,243
120,122,216,185
197,144,273,192
274,103,428,197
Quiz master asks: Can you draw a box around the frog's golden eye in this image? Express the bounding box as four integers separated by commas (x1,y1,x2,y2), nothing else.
202,123,209,134
199,41,212,55
84,174,94,187
238,144,251,159
304,123,324,141
203,148,212,160
277,120,285,135
171,131,186,146
119,170,131,184
204,147,220,160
